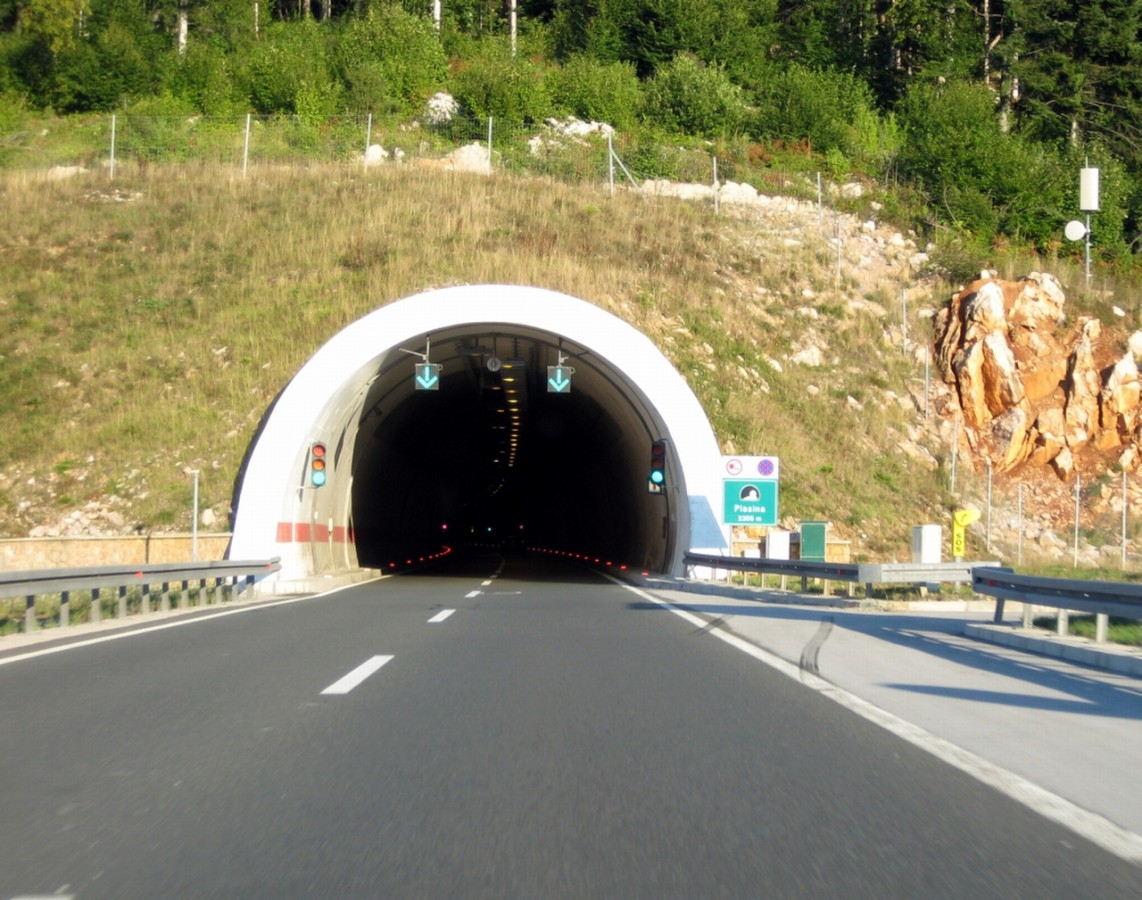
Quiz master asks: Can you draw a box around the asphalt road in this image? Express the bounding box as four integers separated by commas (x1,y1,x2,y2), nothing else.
2,551,1139,898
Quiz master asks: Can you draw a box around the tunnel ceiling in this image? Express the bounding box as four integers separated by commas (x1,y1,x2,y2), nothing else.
348,323,667,568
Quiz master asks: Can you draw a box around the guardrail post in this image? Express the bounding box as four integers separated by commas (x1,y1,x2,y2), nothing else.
1022,600,1032,629
992,597,1005,623
142,584,151,615
178,580,188,610
160,581,170,613
1095,613,1108,643
25,595,35,633
92,587,101,624
1057,609,1069,636
60,590,69,628
118,585,127,619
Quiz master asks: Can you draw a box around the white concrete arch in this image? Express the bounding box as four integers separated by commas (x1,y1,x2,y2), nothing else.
230,284,728,589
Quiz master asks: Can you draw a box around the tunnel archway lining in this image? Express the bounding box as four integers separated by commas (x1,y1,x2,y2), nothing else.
231,285,728,588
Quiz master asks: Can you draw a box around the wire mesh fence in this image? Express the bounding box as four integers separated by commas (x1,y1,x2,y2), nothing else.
2,110,827,197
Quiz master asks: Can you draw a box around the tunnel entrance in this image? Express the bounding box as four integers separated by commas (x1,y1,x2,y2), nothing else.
230,286,727,592
353,328,665,570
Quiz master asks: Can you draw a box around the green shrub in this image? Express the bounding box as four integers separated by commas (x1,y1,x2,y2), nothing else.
335,6,446,116
546,55,643,130
450,41,550,124
750,63,879,156
643,53,746,138
164,43,244,117
242,20,330,115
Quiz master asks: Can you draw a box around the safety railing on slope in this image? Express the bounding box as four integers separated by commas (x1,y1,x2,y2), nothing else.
1,558,281,635
683,551,995,598
973,566,1142,639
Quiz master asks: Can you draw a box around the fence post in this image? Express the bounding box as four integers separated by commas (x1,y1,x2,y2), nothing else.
1073,475,1080,567
487,116,493,175
364,112,372,169
607,133,615,196
986,459,993,551
1122,469,1128,570
242,113,252,177
712,156,719,216
109,114,117,180
1017,482,1023,566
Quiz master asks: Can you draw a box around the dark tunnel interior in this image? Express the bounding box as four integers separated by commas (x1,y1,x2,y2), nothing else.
348,333,670,571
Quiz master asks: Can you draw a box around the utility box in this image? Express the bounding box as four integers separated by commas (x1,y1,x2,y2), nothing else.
912,524,942,564
765,530,792,560
800,521,828,562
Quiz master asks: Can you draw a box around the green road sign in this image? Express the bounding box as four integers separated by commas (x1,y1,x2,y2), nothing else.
723,480,778,525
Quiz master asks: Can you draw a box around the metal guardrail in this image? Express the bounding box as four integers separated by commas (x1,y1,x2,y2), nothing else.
973,566,1142,635
1,558,281,635
683,552,994,597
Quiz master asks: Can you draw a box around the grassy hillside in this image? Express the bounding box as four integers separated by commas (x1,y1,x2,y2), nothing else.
0,159,977,559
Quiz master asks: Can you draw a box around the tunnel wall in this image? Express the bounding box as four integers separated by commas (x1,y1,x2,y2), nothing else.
230,285,729,588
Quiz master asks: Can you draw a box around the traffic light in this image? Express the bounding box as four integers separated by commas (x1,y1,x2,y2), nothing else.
648,440,666,494
310,443,328,487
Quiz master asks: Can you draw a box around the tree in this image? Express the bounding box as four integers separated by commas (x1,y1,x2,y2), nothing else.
18,0,91,55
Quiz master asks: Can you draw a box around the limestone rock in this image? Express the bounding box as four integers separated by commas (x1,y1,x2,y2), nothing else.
933,273,1142,481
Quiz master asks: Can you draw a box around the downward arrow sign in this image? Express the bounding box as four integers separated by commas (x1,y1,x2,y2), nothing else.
547,366,571,393
415,363,440,390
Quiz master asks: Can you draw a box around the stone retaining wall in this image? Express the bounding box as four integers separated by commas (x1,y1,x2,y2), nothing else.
0,534,233,570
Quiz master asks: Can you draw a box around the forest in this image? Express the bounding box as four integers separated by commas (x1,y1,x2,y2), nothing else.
2,0,1140,265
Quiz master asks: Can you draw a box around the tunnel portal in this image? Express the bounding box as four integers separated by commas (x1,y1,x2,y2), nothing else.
230,286,727,591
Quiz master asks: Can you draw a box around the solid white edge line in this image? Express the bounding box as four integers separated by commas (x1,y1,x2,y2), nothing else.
320,654,393,695
607,574,1142,866
0,592,333,668
428,609,455,623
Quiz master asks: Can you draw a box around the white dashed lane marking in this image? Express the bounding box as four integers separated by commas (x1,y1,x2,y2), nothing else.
320,655,393,695
428,609,455,623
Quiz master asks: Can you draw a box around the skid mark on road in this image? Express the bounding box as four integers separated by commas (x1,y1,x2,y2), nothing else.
799,616,834,677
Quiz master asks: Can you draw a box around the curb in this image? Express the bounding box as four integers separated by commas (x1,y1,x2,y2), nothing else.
965,622,1142,678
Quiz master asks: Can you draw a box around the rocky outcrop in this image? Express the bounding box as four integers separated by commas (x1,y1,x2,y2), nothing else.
933,272,1142,477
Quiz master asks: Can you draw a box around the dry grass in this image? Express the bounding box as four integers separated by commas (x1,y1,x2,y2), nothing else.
0,159,951,555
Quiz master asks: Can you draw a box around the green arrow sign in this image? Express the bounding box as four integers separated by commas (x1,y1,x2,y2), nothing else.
547,365,573,393
415,362,441,390
723,479,778,525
